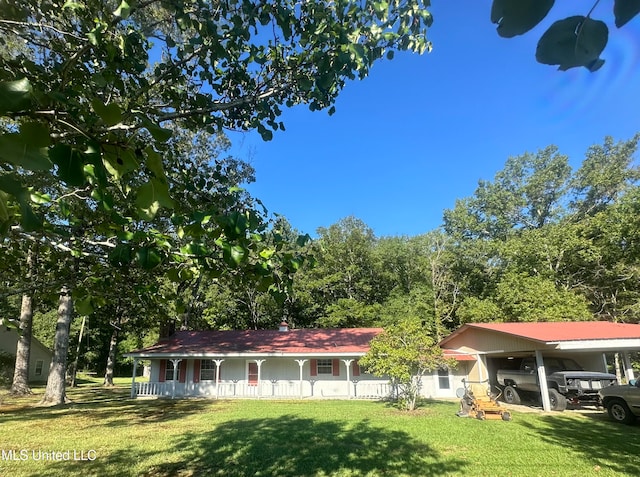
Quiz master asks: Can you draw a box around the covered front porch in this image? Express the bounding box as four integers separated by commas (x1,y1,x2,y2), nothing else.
129,356,394,400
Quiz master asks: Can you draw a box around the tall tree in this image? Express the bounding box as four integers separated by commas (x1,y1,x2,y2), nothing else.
570,134,640,218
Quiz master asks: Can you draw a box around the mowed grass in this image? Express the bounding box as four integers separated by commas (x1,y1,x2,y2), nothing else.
1,378,640,477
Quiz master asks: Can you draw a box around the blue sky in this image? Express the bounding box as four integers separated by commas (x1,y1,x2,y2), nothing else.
229,1,640,238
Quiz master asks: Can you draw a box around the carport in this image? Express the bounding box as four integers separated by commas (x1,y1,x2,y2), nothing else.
439,321,640,411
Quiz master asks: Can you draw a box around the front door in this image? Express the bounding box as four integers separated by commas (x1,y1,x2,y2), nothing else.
247,362,258,386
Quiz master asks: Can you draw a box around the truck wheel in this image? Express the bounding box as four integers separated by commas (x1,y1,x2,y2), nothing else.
503,385,521,405
607,399,636,424
549,389,567,411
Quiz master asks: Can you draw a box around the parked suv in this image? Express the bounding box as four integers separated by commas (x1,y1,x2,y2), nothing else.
598,379,640,424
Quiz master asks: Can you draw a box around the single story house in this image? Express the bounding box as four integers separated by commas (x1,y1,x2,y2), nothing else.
439,321,640,411
125,323,474,400
126,321,640,409
0,319,52,382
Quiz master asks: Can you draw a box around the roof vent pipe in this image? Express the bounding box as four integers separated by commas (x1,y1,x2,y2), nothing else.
279,321,289,332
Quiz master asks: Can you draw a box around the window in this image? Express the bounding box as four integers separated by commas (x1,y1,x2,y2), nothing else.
437,368,450,390
165,360,180,381
200,360,215,381
317,359,333,375
34,360,44,376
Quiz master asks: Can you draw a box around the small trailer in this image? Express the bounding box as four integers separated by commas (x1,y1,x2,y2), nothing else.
456,379,512,421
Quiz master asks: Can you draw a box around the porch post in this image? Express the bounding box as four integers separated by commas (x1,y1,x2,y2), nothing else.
171,358,182,399
295,359,307,397
130,358,138,398
342,359,353,398
622,352,635,382
214,359,225,399
535,350,551,412
255,359,266,397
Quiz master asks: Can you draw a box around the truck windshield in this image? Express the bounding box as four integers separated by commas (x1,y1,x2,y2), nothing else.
544,358,583,371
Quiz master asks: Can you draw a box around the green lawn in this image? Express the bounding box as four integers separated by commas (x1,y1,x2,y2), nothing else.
1,378,639,477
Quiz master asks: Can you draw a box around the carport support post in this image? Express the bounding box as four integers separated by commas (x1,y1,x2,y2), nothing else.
130,358,138,398
622,352,635,382
535,351,551,412
342,359,353,398
295,359,307,397
214,359,224,399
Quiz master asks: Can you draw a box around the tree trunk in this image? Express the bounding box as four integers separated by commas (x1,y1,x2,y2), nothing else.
39,286,73,406
103,326,119,386
10,244,38,395
10,294,34,395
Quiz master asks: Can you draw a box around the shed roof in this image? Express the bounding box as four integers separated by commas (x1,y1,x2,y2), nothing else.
126,328,384,358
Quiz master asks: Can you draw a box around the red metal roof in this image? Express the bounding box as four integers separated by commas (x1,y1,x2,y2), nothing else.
128,328,384,356
446,321,640,344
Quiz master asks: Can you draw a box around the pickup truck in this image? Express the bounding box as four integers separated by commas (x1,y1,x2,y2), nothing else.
496,357,617,411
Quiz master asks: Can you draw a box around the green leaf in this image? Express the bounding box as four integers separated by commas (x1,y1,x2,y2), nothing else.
0,78,33,114
614,0,640,27
75,296,94,316
102,145,139,179
536,16,608,72
144,147,166,179
29,191,51,204
137,114,173,143
0,126,52,171
19,201,42,231
229,245,247,265
136,246,162,269
0,174,27,198
49,144,86,186
21,122,51,147
113,0,131,19
135,178,175,220
491,0,555,38
109,245,132,266
257,124,273,141
62,1,85,10
91,99,122,126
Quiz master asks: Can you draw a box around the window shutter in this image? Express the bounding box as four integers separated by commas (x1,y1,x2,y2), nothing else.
332,359,340,376
193,360,201,383
159,360,166,382
179,360,187,383
352,360,360,377
310,359,317,377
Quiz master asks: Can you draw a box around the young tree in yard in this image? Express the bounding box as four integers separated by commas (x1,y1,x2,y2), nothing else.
359,319,454,411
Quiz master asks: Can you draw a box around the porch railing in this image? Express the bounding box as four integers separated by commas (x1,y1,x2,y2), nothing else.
134,380,393,399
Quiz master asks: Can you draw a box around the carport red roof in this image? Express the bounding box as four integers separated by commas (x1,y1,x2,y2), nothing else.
128,328,384,356
441,321,640,345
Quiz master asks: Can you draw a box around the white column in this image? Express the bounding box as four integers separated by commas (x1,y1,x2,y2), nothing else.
130,358,138,398
214,359,224,398
622,352,635,382
535,351,551,412
255,359,266,397
342,359,354,398
295,359,308,397
171,358,182,399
